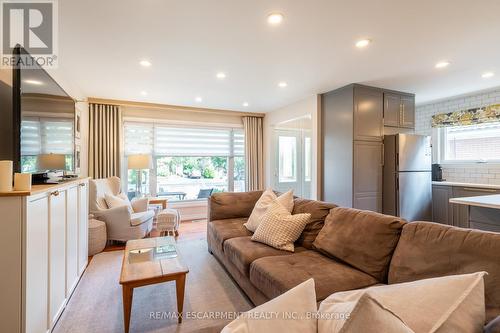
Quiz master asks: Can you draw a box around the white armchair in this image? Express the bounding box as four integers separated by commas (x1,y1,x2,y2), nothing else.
89,176,154,242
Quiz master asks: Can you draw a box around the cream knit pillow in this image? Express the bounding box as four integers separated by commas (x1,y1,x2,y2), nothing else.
251,201,310,252
244,189,294,232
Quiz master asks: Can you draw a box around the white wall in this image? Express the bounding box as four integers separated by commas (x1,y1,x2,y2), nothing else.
264,95,320,199
415,86,500,184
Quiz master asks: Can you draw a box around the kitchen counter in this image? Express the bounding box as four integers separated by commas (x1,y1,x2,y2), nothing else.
432,181,500,190
449,194,500,209
0,177,90,197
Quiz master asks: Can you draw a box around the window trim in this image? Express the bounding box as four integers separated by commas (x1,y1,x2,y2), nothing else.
122,120,245,199
436,126,500,166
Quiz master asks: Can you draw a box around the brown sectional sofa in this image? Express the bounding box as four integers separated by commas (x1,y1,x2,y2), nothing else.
207,191,500,327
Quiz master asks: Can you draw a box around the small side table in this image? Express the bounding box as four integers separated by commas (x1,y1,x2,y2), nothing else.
88,219,107,256
148,197,168,209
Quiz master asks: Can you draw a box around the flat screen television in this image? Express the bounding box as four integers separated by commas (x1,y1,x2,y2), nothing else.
0,46,75,175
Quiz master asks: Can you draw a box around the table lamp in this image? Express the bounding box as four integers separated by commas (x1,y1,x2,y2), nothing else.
127,154,152,197
37,153,66,171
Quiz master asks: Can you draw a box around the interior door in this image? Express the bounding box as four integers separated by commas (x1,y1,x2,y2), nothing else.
274,130,301,195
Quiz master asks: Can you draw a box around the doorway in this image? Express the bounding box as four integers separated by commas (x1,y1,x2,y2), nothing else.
273,115,312,198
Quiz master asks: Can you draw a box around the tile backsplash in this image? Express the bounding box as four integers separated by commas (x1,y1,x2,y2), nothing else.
441,166,500,185
415,87,500,184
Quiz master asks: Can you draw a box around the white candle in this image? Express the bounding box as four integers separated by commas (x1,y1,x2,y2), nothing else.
14,173,32,191
0,161,13,192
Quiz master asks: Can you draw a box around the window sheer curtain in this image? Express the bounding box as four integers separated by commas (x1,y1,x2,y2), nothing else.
242,116,264,191
88,103,122,178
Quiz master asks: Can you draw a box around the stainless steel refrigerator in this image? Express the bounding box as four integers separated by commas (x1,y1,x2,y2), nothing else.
383,134,432,221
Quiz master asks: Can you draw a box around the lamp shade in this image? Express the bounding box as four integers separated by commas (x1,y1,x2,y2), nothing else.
37,154,66,171
128,154,152,169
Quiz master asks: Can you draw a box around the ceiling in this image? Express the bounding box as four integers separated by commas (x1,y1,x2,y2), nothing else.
55,0,500,112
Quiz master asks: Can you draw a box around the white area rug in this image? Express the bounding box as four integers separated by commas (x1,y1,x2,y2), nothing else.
53,239,252,333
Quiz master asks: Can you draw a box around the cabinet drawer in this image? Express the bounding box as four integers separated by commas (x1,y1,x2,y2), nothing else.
470,221,500,233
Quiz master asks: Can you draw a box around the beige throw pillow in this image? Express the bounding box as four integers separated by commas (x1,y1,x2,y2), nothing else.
318,272,486,333
251,201,310,252
104,193,133,214
222,278,317,333
244,189,294,232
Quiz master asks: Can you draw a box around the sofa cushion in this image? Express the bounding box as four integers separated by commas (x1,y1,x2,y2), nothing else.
244,189,294,232
130,210,155,226
249,250,378,301
313,207,406,282
208,218,252,253
224,236,306,277
292,198,337,249
222,279,317,333
388,221,500,323
319,272,486,333
209,191,263,221
251,201,311,252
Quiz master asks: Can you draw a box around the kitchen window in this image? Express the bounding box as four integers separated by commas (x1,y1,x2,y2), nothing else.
439,122,500,163
124,122,245,200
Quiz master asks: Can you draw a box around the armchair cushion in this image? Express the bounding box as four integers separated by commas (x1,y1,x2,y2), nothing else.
104,193,133,213
131,197,149,213
130,210,155,226
93,205,132,225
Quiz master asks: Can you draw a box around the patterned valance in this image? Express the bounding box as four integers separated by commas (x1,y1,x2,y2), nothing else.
431,104,500,128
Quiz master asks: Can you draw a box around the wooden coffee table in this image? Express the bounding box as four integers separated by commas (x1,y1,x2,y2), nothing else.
119,237,189,333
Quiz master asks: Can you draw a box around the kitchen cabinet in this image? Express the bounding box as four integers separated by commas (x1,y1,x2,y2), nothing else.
354,87,384,141
0,178,89,333
49,189,67,327
383,93,415,129
452,186,500,228
322,84,413,211
432,184,500,229
353,141,383,211
432,185,454,225
66,185,79,298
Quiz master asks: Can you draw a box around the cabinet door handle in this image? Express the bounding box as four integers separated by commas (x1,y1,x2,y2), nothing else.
401,104,405,124
51,190,60,196
461,187,497,193
79,183,86,187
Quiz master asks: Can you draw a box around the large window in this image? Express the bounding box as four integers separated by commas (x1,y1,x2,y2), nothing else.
21,118,74,172
440,122,500,163
124,122,245,200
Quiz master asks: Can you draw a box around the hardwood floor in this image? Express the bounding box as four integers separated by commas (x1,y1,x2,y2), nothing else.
92,220,207,258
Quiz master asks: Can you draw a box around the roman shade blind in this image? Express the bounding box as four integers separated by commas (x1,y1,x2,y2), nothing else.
432,103,500,127
21,118,74,155
124,122,244,157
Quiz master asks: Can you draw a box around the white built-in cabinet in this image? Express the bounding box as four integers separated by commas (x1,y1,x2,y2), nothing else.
0,178,89,333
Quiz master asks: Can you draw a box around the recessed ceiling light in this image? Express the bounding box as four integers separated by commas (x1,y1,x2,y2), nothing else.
140,91,148,96
267,13,284,25
195,96,203,103
355,39,371,48
216,72,226,79
24,79,43,85
278,81,288,88
243,102,249,107
139,60,152,67
435,61,450,69
482,72,495,79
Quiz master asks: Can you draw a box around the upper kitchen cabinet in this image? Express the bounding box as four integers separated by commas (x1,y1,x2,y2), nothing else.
354,86,384,141
383,92,415,129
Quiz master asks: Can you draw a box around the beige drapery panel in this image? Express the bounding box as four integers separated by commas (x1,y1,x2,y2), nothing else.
242,116,264,191
88,103,122,178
